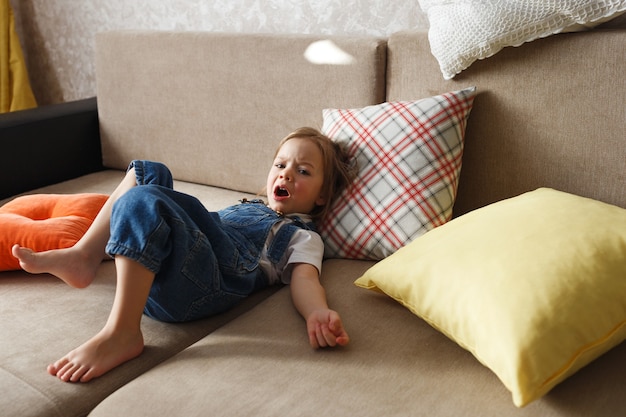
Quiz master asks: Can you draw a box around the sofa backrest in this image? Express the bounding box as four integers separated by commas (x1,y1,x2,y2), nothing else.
387,29,626,215
95,31,386,194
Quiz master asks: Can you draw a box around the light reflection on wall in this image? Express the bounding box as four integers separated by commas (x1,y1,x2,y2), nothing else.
304,40,355,65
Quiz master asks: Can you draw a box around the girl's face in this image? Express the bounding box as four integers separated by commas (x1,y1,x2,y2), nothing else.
266,138,326,215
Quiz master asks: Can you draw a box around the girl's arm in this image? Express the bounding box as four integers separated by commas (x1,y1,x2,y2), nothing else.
289,263,350,348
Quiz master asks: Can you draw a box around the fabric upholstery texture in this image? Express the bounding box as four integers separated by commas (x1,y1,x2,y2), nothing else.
319,87,476,260
96,32,387,195
90,256,626,416
386,29,626,215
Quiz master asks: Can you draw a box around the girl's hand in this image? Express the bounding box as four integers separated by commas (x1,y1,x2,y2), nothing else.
306,309,350,349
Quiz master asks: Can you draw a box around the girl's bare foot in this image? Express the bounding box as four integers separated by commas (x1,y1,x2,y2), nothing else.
11,245,100,289
47,328,144,383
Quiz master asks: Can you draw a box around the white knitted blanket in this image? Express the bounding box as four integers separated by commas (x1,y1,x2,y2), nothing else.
419,0,626,79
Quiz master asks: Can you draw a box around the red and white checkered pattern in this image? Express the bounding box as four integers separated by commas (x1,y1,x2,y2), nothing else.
320,87,476,260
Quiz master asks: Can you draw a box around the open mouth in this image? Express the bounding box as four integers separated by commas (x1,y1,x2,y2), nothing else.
274,186,290,198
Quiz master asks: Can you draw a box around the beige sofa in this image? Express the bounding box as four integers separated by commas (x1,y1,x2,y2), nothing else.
1,28,624,417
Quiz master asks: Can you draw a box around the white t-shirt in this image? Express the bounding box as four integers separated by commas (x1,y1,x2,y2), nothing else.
259,214,324,285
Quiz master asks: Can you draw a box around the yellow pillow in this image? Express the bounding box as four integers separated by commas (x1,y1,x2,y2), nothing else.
355,188,626,407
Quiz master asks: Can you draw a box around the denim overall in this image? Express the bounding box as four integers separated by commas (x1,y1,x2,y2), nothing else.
105,160,315,323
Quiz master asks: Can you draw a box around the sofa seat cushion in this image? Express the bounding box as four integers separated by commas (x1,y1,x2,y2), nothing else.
89,257,626,416
0,170,276,417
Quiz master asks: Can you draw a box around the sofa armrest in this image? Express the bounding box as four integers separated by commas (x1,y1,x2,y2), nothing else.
0,97,103,199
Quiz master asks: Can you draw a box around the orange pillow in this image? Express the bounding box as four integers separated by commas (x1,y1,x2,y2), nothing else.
0,193,108,271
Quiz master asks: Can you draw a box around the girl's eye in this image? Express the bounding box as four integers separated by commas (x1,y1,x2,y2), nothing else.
275,163,285,168
298,169,310,175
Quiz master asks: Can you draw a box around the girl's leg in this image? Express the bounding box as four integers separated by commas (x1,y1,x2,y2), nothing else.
11,168,138,288
47,255,154,382
49,181,210,382
108,185,255,323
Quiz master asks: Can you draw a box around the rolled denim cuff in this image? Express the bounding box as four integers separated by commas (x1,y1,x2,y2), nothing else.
128,160,174,189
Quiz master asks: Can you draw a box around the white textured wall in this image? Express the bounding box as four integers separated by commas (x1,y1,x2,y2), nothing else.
11,0,428,105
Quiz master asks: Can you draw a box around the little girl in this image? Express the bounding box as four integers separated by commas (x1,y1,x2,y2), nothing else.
12,127,355,383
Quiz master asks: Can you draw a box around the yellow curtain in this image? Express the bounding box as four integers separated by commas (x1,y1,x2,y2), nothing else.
1,0,36,113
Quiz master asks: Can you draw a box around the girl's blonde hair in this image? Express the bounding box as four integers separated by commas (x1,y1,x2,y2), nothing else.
275,127,356,223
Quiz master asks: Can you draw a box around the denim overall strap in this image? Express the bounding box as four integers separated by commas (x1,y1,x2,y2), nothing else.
266,216,316,264
218,201,281,269
220,200,315,267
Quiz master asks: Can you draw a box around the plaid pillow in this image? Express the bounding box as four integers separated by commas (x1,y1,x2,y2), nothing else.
320,87,477,260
